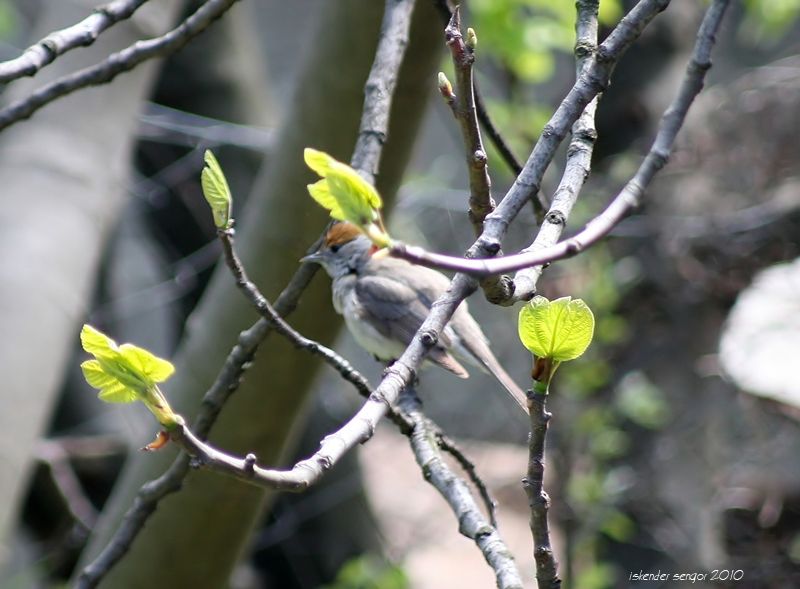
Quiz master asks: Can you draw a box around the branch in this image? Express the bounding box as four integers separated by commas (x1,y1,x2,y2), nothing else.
398,388,523,589
512,0,600,302
350,0,416,183
433,0,524,178
436,432,498,527
388,0,671,306
218,228,373,399
442,6,494,233
438,7,519,304
0,0,241,132
523,388,560,589
473,79,524,177
390,0,730,287
0,0,150,84
77,3,419,583
75,320,270,589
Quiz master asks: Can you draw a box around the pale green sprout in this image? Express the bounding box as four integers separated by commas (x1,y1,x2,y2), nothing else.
518,295,595,385
466,27,478,50
80,324,180,428
304,148,391,247
438,71,454,99
201,149,233,229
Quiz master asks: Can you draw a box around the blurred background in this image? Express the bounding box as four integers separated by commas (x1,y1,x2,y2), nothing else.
1,0,799,587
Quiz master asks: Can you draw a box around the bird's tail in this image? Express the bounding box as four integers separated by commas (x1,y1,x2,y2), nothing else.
482,355,529,414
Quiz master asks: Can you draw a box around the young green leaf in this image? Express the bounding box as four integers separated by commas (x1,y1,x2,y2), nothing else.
79,324,179,427
201,149,232,229
518,296,595,362
304,148,390,247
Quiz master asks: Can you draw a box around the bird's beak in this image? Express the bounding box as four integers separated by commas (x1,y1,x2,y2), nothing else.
300,251,323,265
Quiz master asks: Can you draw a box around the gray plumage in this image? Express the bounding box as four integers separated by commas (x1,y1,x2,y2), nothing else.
303,223,527,413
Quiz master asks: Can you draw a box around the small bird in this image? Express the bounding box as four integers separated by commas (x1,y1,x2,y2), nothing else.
302,222,527,412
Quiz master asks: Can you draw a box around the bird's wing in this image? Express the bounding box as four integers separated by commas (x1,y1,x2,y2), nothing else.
354,274,468,378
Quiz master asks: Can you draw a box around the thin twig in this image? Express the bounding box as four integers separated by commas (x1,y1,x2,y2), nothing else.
398,388,523,589
523,388,560,589
0,0,242,132
0,0,150,84
388,0,671,305
433,0,525,178
218,228,373,399
512,0,600,302
472,79,524,177
439,7,517,304
436,432,498,527
443,6,494,233
391,0,729,289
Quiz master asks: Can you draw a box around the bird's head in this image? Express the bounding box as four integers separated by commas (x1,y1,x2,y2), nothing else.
301,222,373,279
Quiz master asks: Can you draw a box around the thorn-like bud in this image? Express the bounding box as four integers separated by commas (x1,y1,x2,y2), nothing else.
244,453,257,474
438,71,454,100
466,27,478,51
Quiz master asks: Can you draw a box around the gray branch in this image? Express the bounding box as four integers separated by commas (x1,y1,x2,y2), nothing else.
398,388,523,589
350,0,416,183
390,0,672,289
0,0,242,132
0,0,150,84
390,0,730,292
524,389,560,588
512,0,600,302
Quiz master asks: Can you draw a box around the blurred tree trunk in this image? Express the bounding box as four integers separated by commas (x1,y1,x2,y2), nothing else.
79,2,442,587
0,0,182,567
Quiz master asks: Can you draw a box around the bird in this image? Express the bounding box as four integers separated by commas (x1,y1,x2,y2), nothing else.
302,222,527,412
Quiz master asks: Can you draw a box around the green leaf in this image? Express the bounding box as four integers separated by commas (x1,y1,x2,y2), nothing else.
518,295,595,361
307,179,346,221
97,382,139,404
304,147,335,176
304,148,390,247
119,344,175,382
80,359,120,391
79,324,179,426
80,324,117,358
201,149,232,229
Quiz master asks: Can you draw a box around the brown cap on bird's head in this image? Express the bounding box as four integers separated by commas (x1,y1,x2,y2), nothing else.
324,222,363,249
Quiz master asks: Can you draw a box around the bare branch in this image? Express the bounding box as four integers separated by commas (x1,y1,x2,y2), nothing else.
391,0,730,287
0,0,150,84
436,432,498,528
350,0,416,183
433,0,525,179
398,388,523,589
217,228,373,399
473,79,524,177
0,0,242,132
167,411,375,491
443,6,494,233
512,0,600,302
399,0,674,304
438,7,521,305
523,389,560,588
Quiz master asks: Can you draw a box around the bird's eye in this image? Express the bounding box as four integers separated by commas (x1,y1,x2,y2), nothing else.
329,244,341,253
